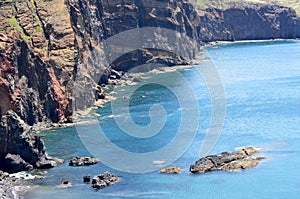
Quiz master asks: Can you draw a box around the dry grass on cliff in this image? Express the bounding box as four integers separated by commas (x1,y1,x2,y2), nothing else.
198,0,300,14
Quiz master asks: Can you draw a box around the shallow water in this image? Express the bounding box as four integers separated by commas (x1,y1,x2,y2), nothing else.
26,40,300,198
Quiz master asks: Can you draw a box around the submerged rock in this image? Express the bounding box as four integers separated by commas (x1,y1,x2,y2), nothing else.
190,147,264,174
160,167,182,174
58,181,72,188
91,172,120,189
69,157,100,167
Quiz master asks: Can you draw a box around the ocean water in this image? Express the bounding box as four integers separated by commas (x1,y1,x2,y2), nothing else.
26,40,300,198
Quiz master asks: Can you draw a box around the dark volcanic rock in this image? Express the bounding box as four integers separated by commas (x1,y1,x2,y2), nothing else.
91,172,120,189
198,5,300,42
190,157,215,173
190,147,263,173
58,181,72,189
69,157,100,167
0,111,63,173
83,176,91,183
4,154,33,173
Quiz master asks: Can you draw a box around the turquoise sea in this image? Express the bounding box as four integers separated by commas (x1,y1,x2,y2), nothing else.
26,40,300,198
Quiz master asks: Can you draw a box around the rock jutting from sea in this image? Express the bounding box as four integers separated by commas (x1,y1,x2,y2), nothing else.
91,172,120,189
69,157,100,167
160,167,183,174
190,147,266,174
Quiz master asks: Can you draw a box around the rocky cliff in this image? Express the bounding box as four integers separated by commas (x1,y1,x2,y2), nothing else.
0,0,299,173
197,4,300,41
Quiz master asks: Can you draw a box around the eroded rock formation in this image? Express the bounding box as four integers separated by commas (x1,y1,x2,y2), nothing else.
0,111,63,173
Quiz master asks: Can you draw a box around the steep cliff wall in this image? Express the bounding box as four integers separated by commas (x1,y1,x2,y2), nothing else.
0,0,74,124
197,5,300,42
67,0,201,110
0,0,299,173
0,0,75,172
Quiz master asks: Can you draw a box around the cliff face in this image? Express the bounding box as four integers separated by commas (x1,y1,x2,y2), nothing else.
0,0,299,173
0,111,62,173
198,5,300,42
0,0,74,124
0,0,75,172
67,0,201,110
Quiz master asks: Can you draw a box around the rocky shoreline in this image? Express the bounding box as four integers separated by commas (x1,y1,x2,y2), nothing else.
0,39,283,198
0,146,265,198
0,38,289,198
1,0,299,175
0,171,42,199
0,0,299,197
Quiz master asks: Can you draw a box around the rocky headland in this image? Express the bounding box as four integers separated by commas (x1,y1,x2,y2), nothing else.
0,1,299,195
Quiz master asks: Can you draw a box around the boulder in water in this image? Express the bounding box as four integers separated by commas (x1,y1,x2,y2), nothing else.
69,157,100,167
160,167,182,174
190,147,264,174
91,172,120,189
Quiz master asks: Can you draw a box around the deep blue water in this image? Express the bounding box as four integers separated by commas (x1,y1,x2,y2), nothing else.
26,40,300,198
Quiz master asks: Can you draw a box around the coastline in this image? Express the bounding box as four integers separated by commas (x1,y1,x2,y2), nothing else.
2,38,299,199
35,50,209,131
2,55,204,199
19,38,300,142
11,38,300,134
204,38,300,48
0,172,40,199
1,0,300,197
